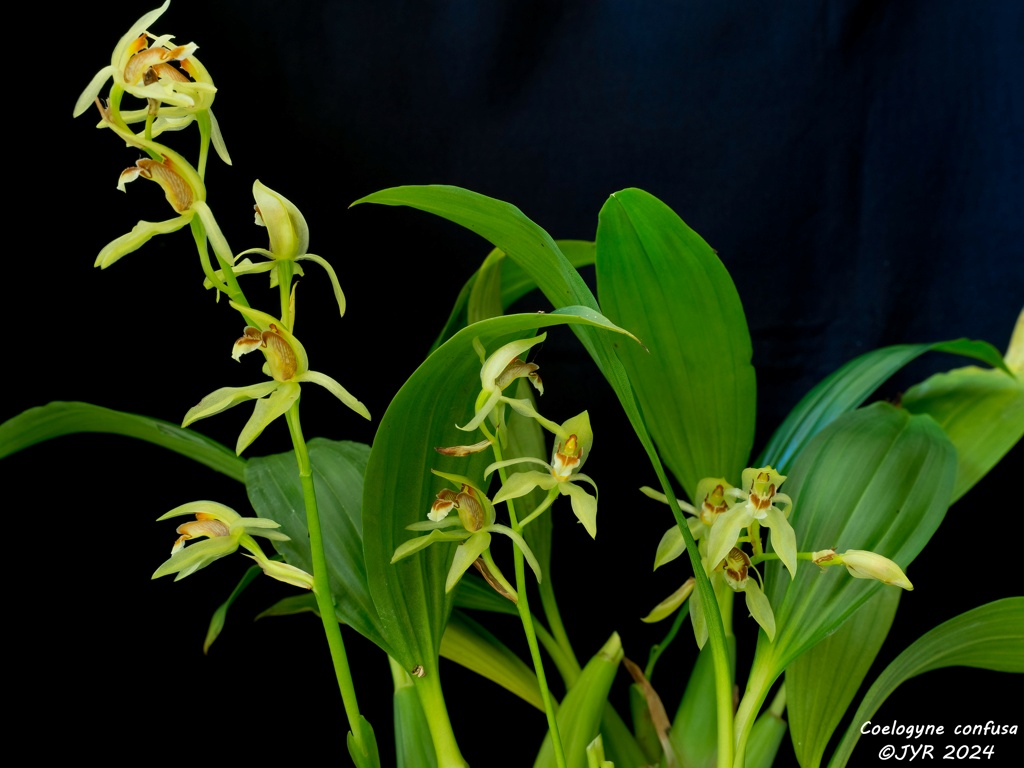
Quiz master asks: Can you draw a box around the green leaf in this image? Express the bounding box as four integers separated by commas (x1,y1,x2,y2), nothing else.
431,240,596,353
203,564,263,654
596,187,756,499
534,633,623,768
0,401,245,482
362,309,640,672
760,339,1008,473
245,439,392,653
828,597,1024,768
787,587,901,767
746,404,956,723
901,364,1024,502
442,610,543,710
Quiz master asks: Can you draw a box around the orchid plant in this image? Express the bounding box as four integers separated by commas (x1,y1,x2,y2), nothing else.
4,4,1022,767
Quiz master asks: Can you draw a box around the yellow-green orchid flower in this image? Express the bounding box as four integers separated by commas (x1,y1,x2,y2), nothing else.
182,303,370,454
706,465,797,579
392,471,542,593
152,500,311,588
206,182,347,315
486,411,599,537
812,548,914,590
73,2,230,164
73,2,197,116
89,100,214,269
458,334,546,432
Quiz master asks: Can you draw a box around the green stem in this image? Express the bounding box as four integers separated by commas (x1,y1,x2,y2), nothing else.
278,259,295,327
732,662,776,768
413,660,469,767
191,201,249,307
484,424,567,768
284,405,375,762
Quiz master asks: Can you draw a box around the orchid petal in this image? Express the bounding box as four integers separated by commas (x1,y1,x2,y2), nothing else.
458,387,503,431
445,531,493,593
761,504,798,579
501,397,565,435
487,524,543,583
653,516,705,570
209,109,232,165
391,529,471,563
73,66,115,117
152,534,237,581
641,578,695,623
559,480,598,538
182,380,278,427
705,503,751,575
298,370,371,420
296,253,346,317
485,456,550,477
491,470,557,504
743,579,777,641
156,500,241,523
236,381,301,454
95,214,192,268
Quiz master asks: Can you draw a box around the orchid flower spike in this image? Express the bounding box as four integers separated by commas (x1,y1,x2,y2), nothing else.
182,303,370,454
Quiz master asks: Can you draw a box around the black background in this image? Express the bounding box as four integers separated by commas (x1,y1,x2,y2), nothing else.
6,1,1022,764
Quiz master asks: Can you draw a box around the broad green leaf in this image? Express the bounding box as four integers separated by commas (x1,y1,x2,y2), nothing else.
391,656,438,768
743,404,955,736
829,597,1024,767
759,339,1007,474
902,364,1024,502
356,184,735,760
596,188,755,500
787,587,901,767
443,609,543,710
361,308,639,673
203,564,263,654
534,633,623,768
432,240,597,352
0,401,245,482
245,439,391,653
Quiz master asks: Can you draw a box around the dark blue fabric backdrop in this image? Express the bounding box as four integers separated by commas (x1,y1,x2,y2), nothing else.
8,1,1022,764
